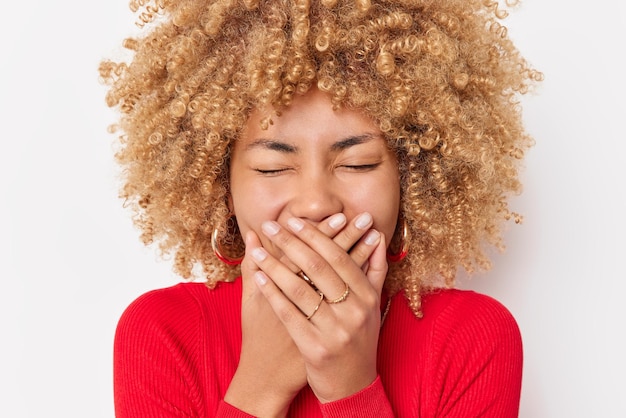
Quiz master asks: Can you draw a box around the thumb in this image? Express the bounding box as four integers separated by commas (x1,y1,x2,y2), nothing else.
365,233,388,295
240,230,262,300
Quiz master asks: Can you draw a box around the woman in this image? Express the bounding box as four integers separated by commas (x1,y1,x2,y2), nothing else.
100,0,541,416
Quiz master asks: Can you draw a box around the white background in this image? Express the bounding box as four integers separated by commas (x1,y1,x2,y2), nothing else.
1,1,624,417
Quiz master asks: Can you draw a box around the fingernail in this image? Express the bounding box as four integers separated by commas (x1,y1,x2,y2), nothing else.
355,212,373,229
251,247,267,262
328,213,346,229
287,217,304,232
262,221,280,236
364,229,380,245
254,271,268,286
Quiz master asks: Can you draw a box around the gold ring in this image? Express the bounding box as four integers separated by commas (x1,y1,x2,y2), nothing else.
297,271,318,291
325,282,350,304
306,292,324,320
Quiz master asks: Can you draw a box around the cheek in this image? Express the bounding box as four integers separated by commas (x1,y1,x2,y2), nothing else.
346,176,400,241
372,197,400,243
374,174,401,241
231,182,286,234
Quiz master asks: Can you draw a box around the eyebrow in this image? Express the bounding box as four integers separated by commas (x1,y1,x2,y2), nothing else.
245,139,298,153
245,133,378,153
330,133,377,151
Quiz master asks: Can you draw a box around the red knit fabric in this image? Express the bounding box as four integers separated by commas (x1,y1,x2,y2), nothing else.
114,278,522,417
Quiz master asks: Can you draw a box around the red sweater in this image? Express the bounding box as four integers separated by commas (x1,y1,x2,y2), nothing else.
114,278,522,417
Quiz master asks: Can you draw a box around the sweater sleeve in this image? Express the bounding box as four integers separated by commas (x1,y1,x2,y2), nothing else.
319,376,394,417
429,292,523,417
113,288,206,417
216,401,257,417
114,282,259,418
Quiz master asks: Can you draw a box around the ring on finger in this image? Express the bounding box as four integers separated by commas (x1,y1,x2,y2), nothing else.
297,270,318,291
306,292,324,320
325,282,350,304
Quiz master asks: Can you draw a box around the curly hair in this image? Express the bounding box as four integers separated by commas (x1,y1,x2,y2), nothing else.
99,0,542,316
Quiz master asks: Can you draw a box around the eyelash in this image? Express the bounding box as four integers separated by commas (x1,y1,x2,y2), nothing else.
254,163,380,175
342,163,380,171
254,168,289,175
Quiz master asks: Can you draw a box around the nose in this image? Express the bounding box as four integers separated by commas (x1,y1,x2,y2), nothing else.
289,173,343,224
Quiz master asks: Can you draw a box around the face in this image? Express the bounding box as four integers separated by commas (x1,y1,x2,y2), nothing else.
229,88,401,259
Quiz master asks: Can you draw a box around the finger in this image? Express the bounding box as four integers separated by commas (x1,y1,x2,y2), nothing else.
280,217,378,298
260,220,348,300
316,213,347,239
330,212,374,255
253,270,320,328
347,229,381,269
241,231,264,299
252,269,323,363
277,213,346,273
276,212,371,274
249,231,329,320
364,234,388,295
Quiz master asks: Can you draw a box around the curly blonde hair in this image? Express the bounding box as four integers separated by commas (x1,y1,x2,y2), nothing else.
99,0,541,315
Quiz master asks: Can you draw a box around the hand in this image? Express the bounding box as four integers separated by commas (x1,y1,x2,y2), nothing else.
249,213,388,403
224,213,376,416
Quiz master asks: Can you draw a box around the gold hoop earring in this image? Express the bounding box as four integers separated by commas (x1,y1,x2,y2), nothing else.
387,216,408,263
212,216,243,266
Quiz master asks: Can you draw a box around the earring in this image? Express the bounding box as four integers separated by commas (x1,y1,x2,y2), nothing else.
211,216,243,266
387,216,408,263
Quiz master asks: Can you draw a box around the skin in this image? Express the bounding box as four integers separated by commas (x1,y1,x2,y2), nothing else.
225,87,401,416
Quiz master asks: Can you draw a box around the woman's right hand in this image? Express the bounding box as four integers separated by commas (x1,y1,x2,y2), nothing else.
223,213,374,417
224,228,306,417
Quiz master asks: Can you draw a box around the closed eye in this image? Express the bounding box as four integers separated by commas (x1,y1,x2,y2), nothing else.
341,163,381,171
254,168,290,175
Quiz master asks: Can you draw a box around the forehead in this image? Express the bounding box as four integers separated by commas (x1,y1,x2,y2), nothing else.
240,88,381,145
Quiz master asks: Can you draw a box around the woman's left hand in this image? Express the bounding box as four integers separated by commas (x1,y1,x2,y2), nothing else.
248,213,388,403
